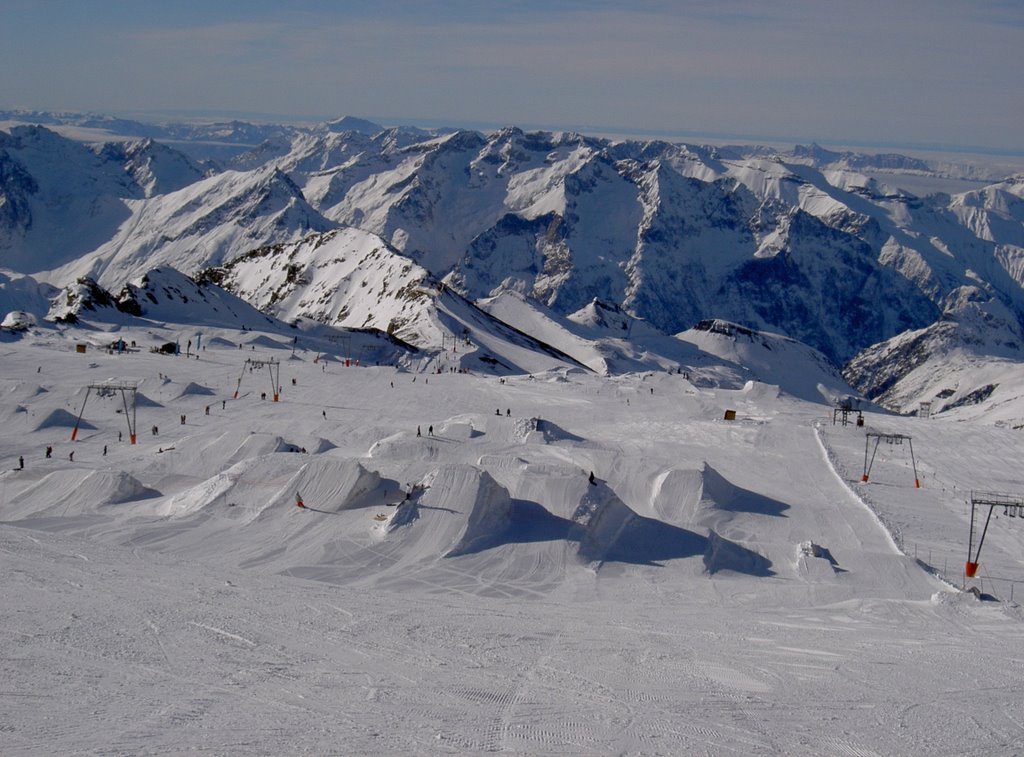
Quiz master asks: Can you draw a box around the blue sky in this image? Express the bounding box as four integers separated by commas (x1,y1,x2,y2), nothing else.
2,1,1022,152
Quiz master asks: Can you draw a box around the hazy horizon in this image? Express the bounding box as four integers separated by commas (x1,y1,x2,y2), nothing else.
2,1,1022,155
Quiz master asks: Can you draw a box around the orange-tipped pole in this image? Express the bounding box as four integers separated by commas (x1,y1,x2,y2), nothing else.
965,561,979,578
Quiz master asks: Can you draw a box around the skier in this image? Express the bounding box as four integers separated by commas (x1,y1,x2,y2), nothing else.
417,426,421,437
428,425,433,436
18,455,24,470
322,410,326,419
222,400,226,410
295,492,305,509
45,446,52,458
205,405,210,415
69,451,74,462
506,408,511,417
588,471,596,485
103,445,107,456
118,432,122,442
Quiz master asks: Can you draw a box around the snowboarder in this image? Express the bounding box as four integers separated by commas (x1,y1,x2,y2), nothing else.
588,471,596,485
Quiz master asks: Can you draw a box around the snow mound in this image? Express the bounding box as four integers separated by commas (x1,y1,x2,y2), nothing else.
650,463,789,528
444,469,514,557
34,408,96,431
703,530,774,576
246,335,288,350
572,480,707,567
368,430,443,461
206,336,238,348
134,391,163,407
307,437,336,454
796,540,844,578
175,381,216,397
288,458,385,513
161,455,385,520
8,469,159,518
523,417,584,444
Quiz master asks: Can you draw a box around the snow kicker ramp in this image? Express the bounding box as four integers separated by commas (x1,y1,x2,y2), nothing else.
5,469,159,521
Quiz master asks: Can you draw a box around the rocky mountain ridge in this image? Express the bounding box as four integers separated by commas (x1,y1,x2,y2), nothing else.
2,112,1023,416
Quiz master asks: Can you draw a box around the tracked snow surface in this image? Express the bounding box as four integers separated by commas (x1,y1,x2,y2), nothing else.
2,310,1024,756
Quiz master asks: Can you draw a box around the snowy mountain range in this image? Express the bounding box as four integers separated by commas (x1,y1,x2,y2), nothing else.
2,110,1024,419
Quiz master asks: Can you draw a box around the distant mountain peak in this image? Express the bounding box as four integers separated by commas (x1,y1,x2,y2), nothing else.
324,116,384,135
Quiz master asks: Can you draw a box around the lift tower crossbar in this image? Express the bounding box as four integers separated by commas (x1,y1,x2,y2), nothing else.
965,491,1024,578
861,432,919,487
72,381,139,444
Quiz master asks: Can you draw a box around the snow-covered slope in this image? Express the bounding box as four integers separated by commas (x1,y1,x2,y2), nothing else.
677,318,858,404
2,311,1023,754
47,166,335,288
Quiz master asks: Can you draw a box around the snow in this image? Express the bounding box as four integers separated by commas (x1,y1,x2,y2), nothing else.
2,316,1024,754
